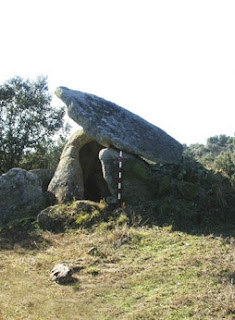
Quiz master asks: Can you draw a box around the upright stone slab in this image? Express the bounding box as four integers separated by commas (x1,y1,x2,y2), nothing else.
55,87,183,164
99,148,158,205
48,130,92,203
48,130,110,203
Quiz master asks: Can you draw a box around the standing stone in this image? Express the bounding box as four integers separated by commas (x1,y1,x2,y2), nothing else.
99,148,158,205
48,130,110,203
55,87,183,165
0,168,44,224
48,130,92,203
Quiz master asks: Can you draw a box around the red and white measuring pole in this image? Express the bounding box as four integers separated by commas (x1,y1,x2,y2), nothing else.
117,150,123,207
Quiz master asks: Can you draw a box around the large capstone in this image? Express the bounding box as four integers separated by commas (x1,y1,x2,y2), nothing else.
55,87,183,164
0,168,44,224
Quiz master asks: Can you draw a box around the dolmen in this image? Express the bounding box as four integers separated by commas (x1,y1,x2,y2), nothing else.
48,87,183,205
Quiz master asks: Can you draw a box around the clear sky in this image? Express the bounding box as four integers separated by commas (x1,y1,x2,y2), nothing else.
1,0,234,145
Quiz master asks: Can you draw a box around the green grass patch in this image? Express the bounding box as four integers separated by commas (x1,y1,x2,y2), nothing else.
0,223,234,319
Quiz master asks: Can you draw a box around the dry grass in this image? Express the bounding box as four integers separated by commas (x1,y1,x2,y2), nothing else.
0,224,234,320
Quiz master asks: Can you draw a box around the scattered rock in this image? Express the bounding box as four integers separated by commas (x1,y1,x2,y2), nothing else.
55,87,183,164
37,205,73,232
114,235,131,247
0,168,44,224
87,247,99,255
50,263,73,284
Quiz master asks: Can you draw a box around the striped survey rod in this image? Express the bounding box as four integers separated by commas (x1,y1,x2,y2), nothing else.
117,150,123,206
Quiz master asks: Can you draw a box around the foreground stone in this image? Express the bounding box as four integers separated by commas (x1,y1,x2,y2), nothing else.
0,168,44,224
50,263,73,284
55,87,183,164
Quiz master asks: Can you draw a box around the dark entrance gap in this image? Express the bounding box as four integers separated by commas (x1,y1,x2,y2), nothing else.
79,141,111,202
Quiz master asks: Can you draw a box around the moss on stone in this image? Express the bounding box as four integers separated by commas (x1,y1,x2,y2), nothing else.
158,176,172,196
125,160,149,181
176,181,200,200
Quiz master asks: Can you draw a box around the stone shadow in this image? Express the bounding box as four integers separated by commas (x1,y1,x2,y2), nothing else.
79,141,111,202
121,156,235,238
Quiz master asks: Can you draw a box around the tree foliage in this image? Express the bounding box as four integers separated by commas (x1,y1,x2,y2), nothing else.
19,137,66,170
0,76,68,172
185,134,235,186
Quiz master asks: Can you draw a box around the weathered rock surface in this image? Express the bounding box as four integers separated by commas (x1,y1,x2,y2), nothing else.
0,168,44,224
48,130,92,203
99,148,158,204
48,130,110,203
55,87,183,164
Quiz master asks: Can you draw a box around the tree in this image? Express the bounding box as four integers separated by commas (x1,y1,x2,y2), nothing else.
186,134,235,186
19,137,66,170
214,151,235,177
0,76,68,172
